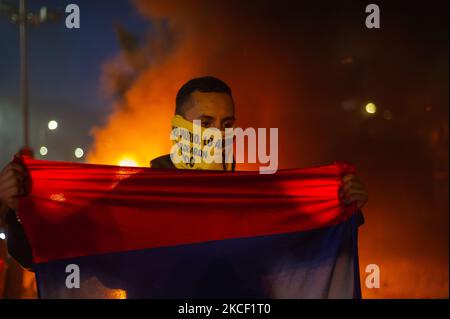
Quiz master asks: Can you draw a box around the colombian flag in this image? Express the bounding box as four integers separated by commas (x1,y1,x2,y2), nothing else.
16,157,362,298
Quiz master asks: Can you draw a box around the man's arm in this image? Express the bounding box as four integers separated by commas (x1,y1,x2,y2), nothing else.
4,209,34,271
0,162,34,270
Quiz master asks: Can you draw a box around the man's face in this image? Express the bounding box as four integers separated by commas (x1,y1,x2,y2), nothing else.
183,91,235,130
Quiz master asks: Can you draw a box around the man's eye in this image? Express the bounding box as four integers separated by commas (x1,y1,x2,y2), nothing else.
223,122,234,128
201,122,211,128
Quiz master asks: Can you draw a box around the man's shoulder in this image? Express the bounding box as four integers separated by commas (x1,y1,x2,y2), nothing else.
150,154,176,169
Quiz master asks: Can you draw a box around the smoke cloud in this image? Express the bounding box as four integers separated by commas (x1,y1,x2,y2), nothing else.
87,0,449,298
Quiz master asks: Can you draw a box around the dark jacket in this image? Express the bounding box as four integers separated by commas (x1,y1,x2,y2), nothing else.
149,154,175,169
5,209,33,270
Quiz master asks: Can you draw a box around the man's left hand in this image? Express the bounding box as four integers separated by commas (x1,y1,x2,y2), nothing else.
341,174,368,209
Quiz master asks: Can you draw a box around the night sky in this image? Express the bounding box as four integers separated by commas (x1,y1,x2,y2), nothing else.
0,0,148,165
0,0,448,298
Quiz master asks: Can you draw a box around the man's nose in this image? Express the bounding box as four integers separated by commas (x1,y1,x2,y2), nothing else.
211,120,222,130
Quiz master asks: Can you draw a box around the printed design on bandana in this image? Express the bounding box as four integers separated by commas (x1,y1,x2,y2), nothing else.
170,115,233,171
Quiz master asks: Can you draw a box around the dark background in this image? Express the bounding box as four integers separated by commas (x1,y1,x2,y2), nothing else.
0,0,448,298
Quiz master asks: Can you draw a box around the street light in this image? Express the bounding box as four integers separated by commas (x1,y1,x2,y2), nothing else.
0,0,61,149
48,120,58,130
365,102,377,114
74,147,84,158
39,146,48,156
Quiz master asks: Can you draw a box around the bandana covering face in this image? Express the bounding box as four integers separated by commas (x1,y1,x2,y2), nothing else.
170,115,233,171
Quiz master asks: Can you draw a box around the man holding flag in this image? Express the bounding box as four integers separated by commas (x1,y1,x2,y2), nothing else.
0,76,368,298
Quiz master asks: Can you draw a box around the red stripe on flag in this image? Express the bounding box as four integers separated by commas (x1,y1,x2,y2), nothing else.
17,157,356,263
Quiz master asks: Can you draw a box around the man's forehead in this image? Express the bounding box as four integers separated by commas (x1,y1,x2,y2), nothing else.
186,91,235,118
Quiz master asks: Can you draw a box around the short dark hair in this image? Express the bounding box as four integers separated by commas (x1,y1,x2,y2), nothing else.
175,76,233,115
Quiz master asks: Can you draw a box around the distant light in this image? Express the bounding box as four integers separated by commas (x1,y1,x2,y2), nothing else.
48,120,58,130
118,159,138,167
39,146,48,156
383,110,393,120
40,6,48,22
340,57,353,65
0,233,5,240
341,99,357,112
74,147,84,158
365,103,377,114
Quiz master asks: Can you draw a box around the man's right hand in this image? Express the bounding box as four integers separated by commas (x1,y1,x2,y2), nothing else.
0,162,28,212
